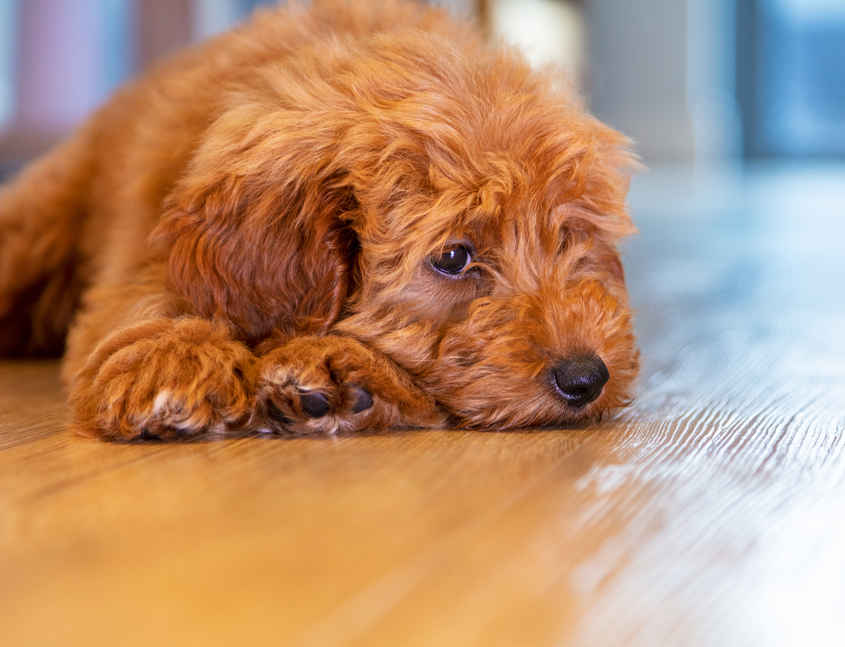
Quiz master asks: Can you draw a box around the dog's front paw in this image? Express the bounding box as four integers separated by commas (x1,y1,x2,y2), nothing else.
256,335,443,435
71,319,256,440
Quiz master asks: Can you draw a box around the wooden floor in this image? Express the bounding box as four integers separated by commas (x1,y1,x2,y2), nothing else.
2,166,844,646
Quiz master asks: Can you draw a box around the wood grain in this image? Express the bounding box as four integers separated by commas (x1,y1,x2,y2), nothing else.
1,166,844,646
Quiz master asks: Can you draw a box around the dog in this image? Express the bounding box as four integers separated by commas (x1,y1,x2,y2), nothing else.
0,0,639,440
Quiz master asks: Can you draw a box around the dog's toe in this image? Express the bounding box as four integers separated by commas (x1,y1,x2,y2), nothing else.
350,385,373,413
300,390,331,418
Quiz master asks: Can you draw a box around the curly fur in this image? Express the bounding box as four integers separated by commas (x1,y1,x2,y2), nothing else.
0,0,638,439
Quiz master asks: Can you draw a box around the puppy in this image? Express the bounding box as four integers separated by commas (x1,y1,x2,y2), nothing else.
0,0,638,439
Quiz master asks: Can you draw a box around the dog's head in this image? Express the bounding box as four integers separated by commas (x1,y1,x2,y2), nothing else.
159,29,638,429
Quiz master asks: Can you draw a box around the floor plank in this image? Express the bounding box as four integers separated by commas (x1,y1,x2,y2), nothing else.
1,165,844,646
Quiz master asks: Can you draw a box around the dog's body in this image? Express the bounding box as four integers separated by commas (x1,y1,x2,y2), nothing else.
0,0,638,439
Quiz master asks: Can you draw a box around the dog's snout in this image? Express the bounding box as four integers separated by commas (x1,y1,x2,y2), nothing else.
551,355,609,408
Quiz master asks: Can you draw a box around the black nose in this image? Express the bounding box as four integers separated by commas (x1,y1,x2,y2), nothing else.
552,355,609,408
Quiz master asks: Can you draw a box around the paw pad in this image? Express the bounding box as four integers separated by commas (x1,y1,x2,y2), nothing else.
300,391,331,418
350,385,373,413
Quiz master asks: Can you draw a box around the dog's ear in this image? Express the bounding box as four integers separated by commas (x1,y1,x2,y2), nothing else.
153,114,359,343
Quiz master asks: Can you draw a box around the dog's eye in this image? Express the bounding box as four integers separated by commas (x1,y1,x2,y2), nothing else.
429,244,472,277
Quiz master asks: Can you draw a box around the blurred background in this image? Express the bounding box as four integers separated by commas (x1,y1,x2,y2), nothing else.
1,0,844,177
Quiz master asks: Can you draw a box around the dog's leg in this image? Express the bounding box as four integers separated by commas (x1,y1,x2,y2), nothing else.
69,318,257,441
255,335,445,434
65,284,257,440
0,134,93,355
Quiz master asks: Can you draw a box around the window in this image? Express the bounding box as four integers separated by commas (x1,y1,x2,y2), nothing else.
738,0,845,158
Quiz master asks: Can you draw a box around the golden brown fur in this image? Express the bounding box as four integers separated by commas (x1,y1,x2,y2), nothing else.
0,0,638,439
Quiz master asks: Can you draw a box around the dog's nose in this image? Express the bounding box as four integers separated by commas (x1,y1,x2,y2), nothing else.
552,355,609,408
